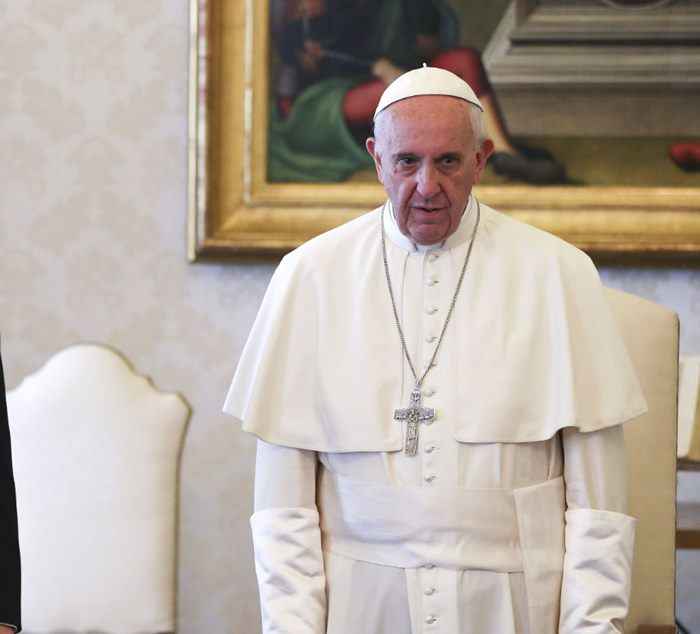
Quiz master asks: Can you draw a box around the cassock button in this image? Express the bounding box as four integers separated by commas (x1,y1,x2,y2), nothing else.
425,306,438,315
425,444,436,454
424,474,436,483
424,587,436,596
425,335,437,343
425,615,438,624
424,387,436,397
424,563,435,569
427,276,439,286
428,253,440,262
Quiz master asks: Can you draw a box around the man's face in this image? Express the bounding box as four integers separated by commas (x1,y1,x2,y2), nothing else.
366,96,493,246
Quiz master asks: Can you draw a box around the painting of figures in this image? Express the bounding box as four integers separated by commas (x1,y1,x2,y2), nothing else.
266,0,699,187
187,0,700,258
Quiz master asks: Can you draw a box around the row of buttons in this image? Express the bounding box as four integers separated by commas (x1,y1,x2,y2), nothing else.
425,254,440,363
424,252,440,628
423,565,438,625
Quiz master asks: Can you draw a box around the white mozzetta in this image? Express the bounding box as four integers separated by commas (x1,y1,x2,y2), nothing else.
8,344,189,634
224,199,647,450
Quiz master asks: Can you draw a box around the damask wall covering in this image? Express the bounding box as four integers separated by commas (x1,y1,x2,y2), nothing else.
0,1,698,632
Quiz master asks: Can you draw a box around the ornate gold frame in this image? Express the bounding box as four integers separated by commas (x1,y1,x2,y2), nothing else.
188,0,700,261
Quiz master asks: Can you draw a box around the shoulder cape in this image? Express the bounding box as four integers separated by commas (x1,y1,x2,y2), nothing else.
224,205,647,451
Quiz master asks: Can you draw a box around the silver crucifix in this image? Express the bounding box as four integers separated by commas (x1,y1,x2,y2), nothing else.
394,388,435,456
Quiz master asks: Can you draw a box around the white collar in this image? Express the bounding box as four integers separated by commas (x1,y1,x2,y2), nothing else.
382,195,477,253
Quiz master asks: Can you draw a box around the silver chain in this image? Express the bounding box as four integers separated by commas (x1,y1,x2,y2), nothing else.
381,198,481,389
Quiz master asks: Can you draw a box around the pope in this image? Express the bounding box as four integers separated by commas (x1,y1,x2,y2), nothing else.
225,66,646,633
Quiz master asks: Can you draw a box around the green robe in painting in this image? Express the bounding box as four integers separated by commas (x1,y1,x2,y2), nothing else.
267,78,374,183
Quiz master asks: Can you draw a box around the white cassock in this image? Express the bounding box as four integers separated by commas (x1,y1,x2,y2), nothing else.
224,197,647,634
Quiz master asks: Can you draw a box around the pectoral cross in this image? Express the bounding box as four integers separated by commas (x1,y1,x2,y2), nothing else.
394,388,435,456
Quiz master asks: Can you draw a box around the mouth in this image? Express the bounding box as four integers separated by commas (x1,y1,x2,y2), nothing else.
412,205,444,213
411,206,447,221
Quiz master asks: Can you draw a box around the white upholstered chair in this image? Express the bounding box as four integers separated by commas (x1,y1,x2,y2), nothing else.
7,344,190,634
678,356,700,464
677,356,700,555
605,288,678,634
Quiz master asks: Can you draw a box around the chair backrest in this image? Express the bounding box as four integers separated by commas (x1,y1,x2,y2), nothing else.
678,355,700,461
605,288,678,632
7,344,189,633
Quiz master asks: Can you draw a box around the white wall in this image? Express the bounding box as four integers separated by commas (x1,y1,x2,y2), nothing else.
0,2,698,631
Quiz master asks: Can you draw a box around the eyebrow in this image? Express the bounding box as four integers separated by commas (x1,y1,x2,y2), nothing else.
392,151,463,161
393,152,418,161
437,152,462,160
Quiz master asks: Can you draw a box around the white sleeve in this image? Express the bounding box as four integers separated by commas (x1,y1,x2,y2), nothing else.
251,439,327,633
558,425,636,634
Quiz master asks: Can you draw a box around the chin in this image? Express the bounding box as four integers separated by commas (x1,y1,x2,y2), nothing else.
409,225,447,245
412,233,444,246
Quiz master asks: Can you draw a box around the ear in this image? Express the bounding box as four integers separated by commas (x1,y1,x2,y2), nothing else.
473,139,495,184
365,136,384,184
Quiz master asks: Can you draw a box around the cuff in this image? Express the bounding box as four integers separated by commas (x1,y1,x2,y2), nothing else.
251,507,327,634
559,508,636,634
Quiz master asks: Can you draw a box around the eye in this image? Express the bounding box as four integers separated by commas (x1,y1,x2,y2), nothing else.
396,155,418,168
440,155,460,168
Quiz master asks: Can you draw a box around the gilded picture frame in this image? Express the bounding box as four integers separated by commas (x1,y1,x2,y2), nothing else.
188,0,700,261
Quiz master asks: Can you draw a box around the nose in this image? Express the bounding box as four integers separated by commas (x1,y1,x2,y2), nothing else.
415,163,440,199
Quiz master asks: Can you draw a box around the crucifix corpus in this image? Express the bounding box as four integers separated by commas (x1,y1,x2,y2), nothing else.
394,388,435,456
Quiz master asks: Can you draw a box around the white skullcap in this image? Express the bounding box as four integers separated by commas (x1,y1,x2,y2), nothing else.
373,65,483,121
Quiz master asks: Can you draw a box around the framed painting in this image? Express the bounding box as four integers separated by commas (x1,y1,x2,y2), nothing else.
188,0,700,261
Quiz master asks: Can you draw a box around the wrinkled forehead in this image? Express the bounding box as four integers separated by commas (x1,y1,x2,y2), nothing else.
373,95,472,139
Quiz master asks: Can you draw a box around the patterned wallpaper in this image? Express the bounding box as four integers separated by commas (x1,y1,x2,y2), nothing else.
0,1,698,632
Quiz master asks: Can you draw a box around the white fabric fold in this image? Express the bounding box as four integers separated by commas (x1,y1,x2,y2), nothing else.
250,507,327,634
319,467,568,576
223,203,647,451
558,508,636,634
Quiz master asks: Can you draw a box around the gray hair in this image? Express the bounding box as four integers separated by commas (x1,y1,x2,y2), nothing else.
468,103,487,148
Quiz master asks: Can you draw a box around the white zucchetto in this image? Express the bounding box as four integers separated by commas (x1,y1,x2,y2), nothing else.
373,65,483,121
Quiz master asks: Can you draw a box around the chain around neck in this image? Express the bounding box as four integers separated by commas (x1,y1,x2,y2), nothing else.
380,198,481,389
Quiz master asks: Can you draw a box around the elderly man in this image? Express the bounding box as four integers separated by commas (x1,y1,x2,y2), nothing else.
225,67,645,633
